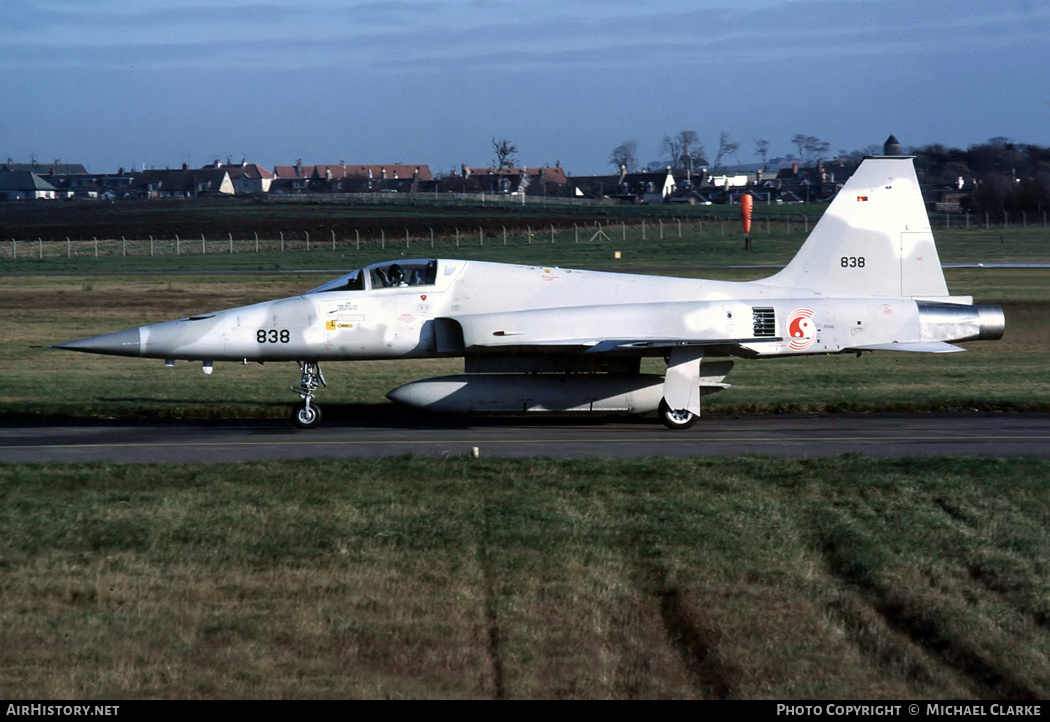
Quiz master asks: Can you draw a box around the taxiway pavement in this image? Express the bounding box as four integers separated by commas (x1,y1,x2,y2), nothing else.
2,413,1048,464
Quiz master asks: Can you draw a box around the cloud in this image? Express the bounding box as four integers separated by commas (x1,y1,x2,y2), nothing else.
3,0,1045,73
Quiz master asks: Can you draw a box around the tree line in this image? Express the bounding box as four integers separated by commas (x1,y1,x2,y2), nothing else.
608,131,836,174
912,139,1050,217
607,132,1049,216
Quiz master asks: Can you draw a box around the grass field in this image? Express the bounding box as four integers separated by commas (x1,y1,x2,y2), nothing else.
2,457,1048,699
2,214,1050,699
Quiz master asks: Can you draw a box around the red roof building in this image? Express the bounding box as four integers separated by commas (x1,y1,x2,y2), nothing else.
271,162,433,193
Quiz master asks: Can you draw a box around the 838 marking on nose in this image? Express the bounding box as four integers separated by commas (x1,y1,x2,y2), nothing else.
257,329,290,343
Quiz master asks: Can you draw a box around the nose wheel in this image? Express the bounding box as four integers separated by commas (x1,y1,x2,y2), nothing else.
293,400,322,429
291,361,326,429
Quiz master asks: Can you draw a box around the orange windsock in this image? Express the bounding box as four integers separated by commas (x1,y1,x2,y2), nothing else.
741,193,753,234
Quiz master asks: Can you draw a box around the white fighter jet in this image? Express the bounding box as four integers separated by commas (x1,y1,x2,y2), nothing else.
54,157,1004,429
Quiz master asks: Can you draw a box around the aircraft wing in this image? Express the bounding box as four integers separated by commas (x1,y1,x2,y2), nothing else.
846,341,965,353
449,302,780,358
584,338,782,354
460,334,779,359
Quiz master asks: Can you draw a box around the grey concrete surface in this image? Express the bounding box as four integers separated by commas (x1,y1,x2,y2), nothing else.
2,413,1048,464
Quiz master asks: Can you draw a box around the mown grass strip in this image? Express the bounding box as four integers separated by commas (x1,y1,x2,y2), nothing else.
2,456,1048,698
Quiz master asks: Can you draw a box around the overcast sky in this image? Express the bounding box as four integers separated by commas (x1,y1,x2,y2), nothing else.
2,0,1047,175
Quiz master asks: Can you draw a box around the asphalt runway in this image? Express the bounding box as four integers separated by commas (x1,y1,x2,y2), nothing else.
2,413,1049,463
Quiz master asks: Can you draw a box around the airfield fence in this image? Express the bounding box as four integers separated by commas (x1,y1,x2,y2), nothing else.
264,191,607,207
1,217,788,261
1,211,1046,261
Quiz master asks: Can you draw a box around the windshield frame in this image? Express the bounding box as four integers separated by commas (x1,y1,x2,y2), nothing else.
308,259,441,295
305,269,367,294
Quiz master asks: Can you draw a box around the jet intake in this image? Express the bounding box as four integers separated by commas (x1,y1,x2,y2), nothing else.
917,302,1005,343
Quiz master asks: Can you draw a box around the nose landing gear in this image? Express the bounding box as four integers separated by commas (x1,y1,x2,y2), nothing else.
291,361,326,429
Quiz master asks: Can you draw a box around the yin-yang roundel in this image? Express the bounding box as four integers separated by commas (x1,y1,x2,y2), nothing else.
787,308,816,350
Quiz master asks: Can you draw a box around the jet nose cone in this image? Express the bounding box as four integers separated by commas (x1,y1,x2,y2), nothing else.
54,327,142,357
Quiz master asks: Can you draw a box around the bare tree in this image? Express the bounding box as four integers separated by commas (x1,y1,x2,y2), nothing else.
491,137,519,170
662,130,703,172
791,134,831,165
791,133,807,160
661,134,682,168
842,144,884,163
712,131,739,172
754,139,770,170
609,140,639,172
811,138,831,164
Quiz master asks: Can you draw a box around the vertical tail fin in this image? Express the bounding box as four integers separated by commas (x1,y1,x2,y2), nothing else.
766,157,949,299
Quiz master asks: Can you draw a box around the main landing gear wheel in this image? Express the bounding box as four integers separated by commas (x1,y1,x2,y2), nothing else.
293,400,322,429
658,399,698,430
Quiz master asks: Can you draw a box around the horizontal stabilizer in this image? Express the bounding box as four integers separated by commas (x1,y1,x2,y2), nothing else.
848,341,965,353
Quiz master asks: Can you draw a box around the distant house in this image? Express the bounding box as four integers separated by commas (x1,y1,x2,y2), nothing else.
443,165,569,196
774,160,852,203
666,189,715,205
0,171,58,200
933,190,967,213
570,166,677,203
707,174,750,189
271,161,433,193
202,160,274,194
777,191,805,205
1,161,91,198
0,161,89,176
94,169,136,199
131,167,234,198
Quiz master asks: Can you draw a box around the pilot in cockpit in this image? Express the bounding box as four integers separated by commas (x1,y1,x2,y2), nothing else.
388,264,407,287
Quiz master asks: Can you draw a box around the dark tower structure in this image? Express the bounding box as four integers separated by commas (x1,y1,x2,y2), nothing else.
883,135,902,156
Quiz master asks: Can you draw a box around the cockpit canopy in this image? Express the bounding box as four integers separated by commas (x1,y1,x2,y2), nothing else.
308,259,439,294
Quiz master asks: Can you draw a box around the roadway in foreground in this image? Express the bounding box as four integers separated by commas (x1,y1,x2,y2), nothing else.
2,412,1048,464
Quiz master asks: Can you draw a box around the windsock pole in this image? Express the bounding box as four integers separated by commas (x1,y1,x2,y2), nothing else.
741,192,753,250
